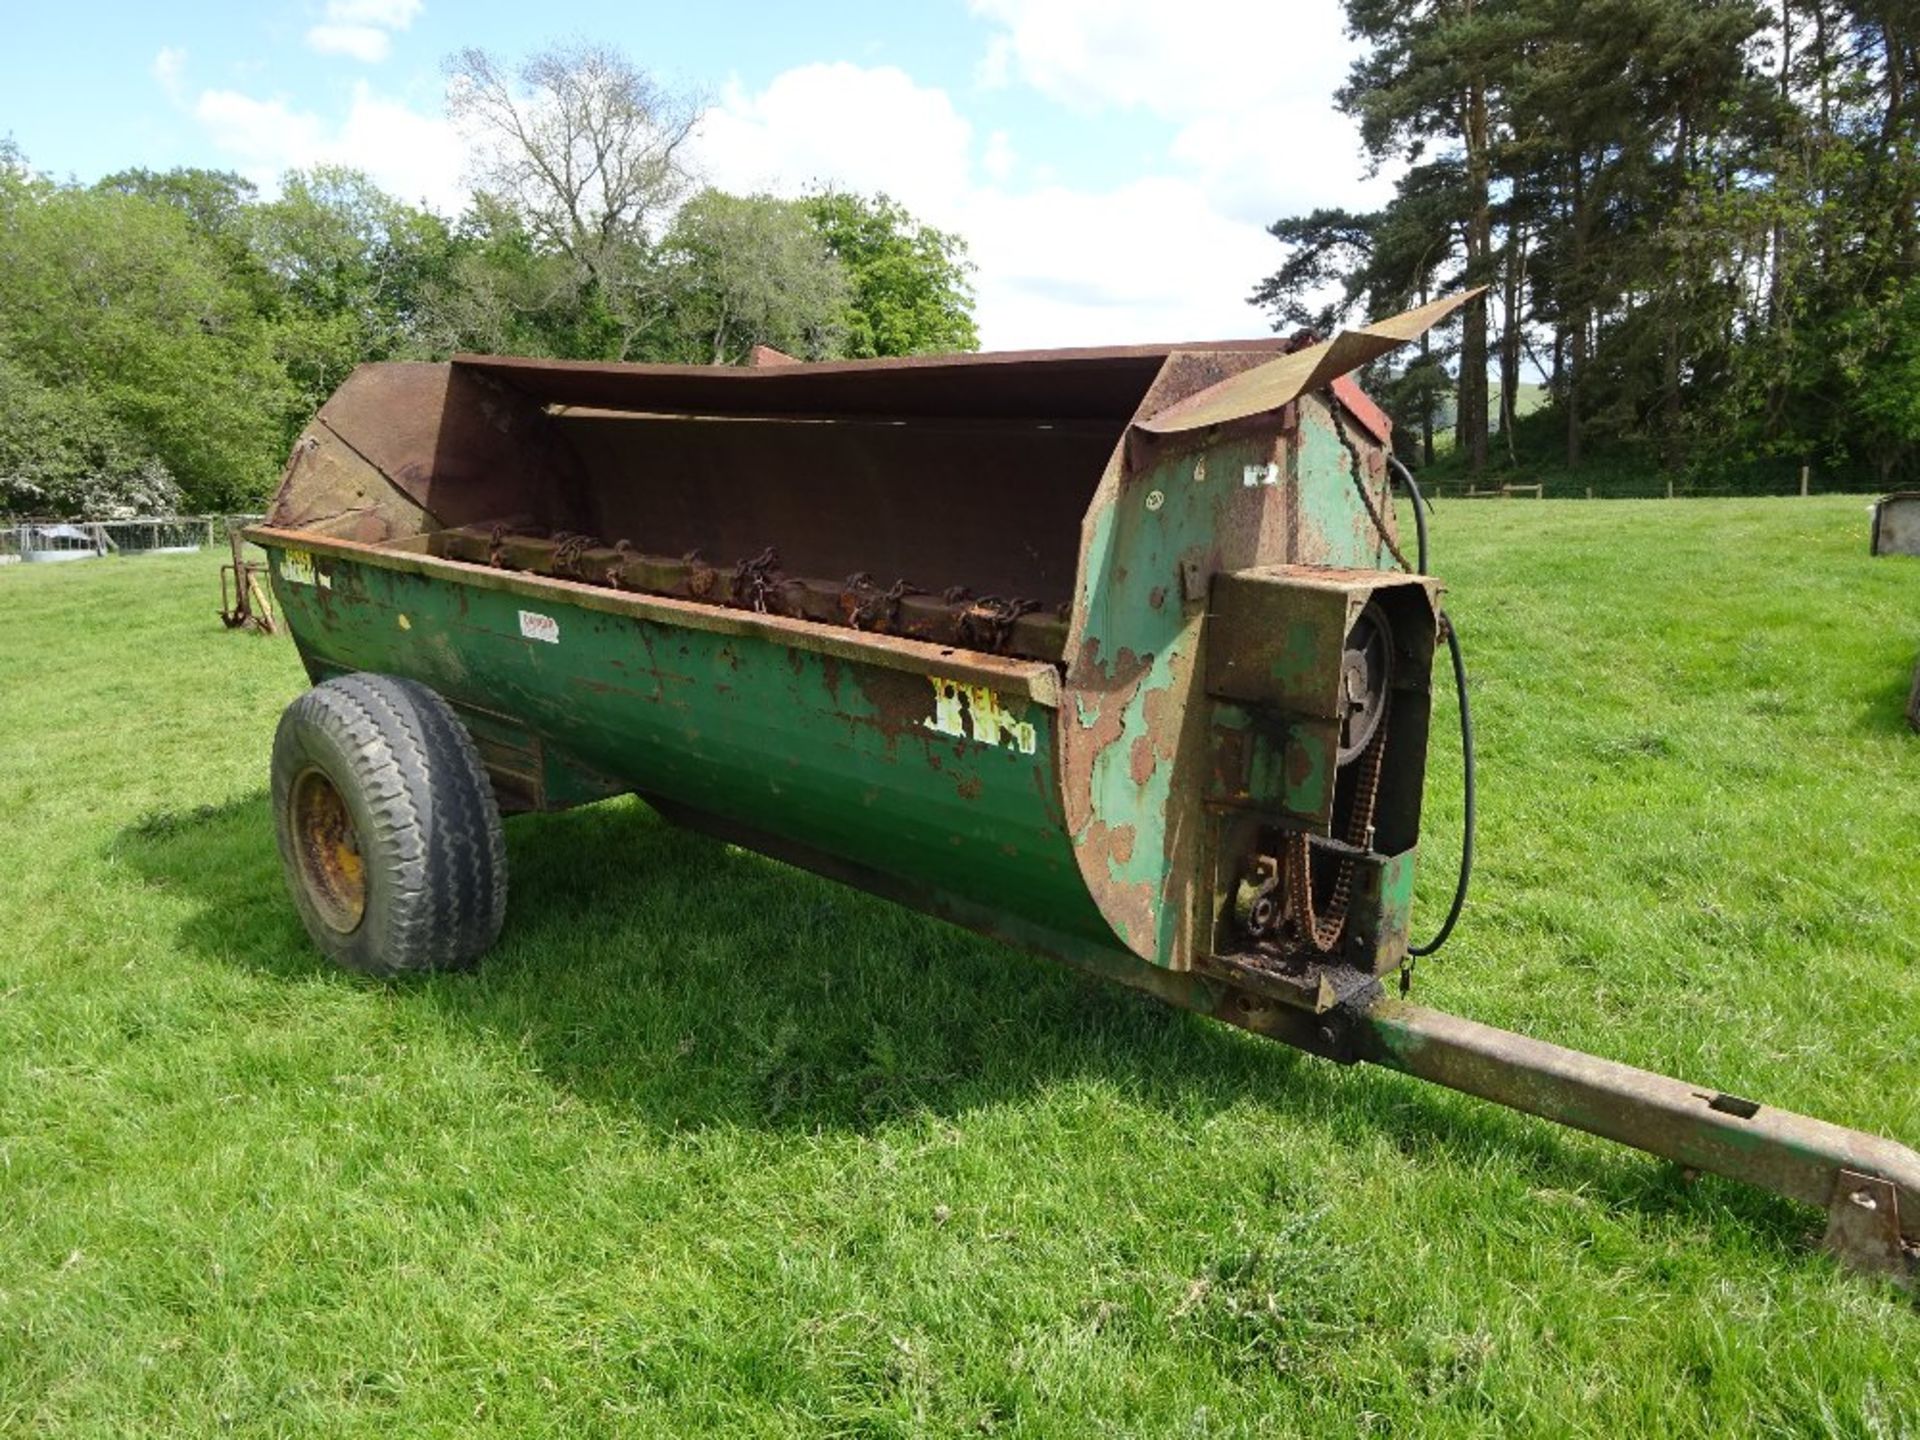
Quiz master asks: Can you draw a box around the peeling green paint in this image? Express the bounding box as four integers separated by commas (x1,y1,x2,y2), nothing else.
1068,431,1278,965
1294,402,1392,568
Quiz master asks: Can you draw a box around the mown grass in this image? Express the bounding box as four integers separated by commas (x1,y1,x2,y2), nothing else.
1,497,1916,1437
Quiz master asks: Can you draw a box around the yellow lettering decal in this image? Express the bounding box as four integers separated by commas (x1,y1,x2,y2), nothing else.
923,676,968,739
924,676,1036,755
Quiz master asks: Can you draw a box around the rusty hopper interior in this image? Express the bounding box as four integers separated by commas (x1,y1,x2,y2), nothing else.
252,297,1918,1288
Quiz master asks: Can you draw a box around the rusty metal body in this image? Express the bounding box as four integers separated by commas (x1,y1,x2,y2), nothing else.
253,301,1917,1287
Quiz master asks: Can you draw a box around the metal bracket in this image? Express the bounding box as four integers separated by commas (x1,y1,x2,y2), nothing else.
1823,1170,1916,1291
1198,951,1379,1015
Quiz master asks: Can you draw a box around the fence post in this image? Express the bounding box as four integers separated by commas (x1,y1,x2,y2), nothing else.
1800,465,1810,497
1666,479,1675,500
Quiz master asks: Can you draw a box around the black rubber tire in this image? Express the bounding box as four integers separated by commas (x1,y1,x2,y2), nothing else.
271,673,508,976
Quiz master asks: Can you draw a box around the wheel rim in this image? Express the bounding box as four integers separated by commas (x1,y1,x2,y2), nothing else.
1336,602,1393,765
291,767,366,933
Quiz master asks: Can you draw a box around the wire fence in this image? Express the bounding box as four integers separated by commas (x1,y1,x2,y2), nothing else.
1417,458,1899,501
0,515,266,565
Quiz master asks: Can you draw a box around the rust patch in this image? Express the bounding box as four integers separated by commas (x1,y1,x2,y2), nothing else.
1075,818,1152,942
1287,741,1313,788
1060,676,1133,835
1078,818,1139,880
1129,734,1157,786
1140,651,1189,764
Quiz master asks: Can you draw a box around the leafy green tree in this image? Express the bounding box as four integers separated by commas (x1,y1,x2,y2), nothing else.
656,190,850,365
0,150,293,511
0,349,182,517
1340,0,1528,472
1248,207,1380,335
247,166,459,411
445,42,700,360
1258,0,1918,489
802,191,978,356
412,195,578,358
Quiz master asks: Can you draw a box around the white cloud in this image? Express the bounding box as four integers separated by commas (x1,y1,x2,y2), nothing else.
326,0,423,24
969,0,1346,114
694,64,974,228
968,0,1391,225
151,46,188,105
194,89,325,167
693,60,1288,349
190,83,468,213
305,25,393,63
982,129,1016,183
304,0,422,63
965,178,1279,348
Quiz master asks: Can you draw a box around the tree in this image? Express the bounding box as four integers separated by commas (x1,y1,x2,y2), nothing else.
1248,207,1379,335
1255,0,1920,490
0,150,294,511
1339,0,1523,473
94,166,258,241
411,194,579,358
802,190,978,356
445,42,701,359
656,191,850,365
247,166,459,411
0,348,183,517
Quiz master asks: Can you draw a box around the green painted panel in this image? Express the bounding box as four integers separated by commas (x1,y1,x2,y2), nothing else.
268,548,1114,946
1293,403,1395,569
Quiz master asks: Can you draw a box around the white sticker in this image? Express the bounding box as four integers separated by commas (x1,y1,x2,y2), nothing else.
280,548,315,585
1242,462,1281,488
518,610,560,644
922,676,1037,755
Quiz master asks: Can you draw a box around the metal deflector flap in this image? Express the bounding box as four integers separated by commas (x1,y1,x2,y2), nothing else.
1137,290,1484,436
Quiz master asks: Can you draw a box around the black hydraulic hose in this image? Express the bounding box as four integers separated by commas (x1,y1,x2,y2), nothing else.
1387,453,1431,576
1409,612,1474,957
1385,452,1472,958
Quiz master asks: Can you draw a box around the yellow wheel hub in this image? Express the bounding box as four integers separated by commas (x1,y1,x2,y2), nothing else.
291,768,366,933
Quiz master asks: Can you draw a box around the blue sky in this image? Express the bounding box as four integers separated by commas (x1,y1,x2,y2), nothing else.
1,0,1389,348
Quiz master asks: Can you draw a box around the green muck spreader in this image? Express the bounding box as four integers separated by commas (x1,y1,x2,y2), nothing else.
252,295,1918,1288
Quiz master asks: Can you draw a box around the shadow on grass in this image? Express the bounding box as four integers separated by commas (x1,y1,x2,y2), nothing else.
111,790,1819,1264
1866,667,1920,737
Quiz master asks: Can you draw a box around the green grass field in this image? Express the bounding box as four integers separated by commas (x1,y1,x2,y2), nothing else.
2,498,1917,1437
